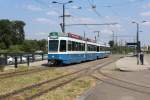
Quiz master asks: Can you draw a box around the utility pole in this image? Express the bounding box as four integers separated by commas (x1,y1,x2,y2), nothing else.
52,1,73,33
111,30,115,42
94,31,101,42
83,31,86,38
65,23,118,43
94,31,100,37
62,4,65,33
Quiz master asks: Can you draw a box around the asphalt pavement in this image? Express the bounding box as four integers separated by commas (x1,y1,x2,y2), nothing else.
78,54,150,100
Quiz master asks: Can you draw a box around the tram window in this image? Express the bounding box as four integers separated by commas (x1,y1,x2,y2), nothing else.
100,46,103,51
60,40,66,52
79,43,83,51
102,46,105,51
68,41,72,51
99,46,101,51
49,40,58,52
77,42,80,51
91,45,95,51
83,44,85,51
93,45,95,51
87,45,89,51
91,45,93,51
72,41,75,51
105,47,107,51
75,42,78,51
78,43,80,51
94,45,96,51
81,43,85,51
104,47,106,51
90,44,93,51
97,46,99,52
78,42,80,51
101,46,103,51
87,44,96,51
80,43,82,51
90,45,92,51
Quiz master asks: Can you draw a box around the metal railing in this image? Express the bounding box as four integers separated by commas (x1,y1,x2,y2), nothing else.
0,53,48,68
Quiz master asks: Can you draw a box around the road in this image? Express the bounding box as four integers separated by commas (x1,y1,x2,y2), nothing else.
82,54,150,100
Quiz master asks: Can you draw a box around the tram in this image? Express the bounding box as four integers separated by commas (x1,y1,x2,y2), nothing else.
48,32,110,65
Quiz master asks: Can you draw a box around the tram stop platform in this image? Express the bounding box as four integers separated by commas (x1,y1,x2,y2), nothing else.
116,56,150,72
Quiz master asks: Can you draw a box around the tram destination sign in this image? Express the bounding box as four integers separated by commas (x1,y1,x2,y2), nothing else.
49,32,59,39
68,33,82,40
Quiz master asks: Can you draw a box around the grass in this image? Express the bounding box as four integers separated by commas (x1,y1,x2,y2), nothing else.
0,68,69,95
0,65,31,73
0,65,97,100
38,76,96,100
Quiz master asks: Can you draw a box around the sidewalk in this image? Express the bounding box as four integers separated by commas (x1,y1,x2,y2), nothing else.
78,55,150,100
116,56,150,71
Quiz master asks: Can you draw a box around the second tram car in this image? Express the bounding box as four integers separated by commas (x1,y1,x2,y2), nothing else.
48,32,110,65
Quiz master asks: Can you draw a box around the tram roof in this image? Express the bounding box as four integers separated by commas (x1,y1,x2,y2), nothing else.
49,32,96,43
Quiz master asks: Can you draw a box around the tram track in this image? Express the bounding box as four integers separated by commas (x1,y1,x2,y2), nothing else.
91,75,150,95
0,67,50,79
0,56,120,100
0,56,111,80
90,62,150,95
98,70,150,88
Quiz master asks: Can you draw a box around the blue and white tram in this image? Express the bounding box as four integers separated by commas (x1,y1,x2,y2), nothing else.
48,32,110,65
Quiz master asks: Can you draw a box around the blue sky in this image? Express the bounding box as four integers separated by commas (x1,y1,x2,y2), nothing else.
0,0,150,45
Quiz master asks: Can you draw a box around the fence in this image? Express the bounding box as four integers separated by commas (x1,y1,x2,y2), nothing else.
0,53,47,68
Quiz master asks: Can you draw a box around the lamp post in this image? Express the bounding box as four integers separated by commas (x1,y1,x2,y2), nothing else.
52,1,73,33
132,21,140,65
132,21,146,65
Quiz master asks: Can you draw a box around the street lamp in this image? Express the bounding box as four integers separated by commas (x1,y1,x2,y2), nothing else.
132,21,146,65
52,1,73,33
132,21,140,65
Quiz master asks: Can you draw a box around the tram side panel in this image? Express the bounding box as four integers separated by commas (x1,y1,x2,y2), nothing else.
48,33,110,65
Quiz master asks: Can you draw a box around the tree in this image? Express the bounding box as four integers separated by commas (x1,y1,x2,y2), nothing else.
37,39,47,52
0,19,26,49
108,40,114,47
0,19,13,48
21,40,39,52
11,20,25,44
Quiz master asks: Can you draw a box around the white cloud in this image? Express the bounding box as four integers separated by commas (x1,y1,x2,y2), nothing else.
46,11,59,16
101,29,113,35
142,22,150,26
71,5,81,9
142,3,150,9
99,24,123,35
79,17,96,23
36,32,48,35
71,5,79,9
140,11,150,17
70,17,96,24
68,16,124,35
35,18,54,24
25,5,43,11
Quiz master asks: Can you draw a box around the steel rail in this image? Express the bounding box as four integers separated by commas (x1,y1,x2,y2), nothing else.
0,57,117,99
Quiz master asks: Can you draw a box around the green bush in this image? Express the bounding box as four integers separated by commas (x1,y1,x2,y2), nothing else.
7,45,24,53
